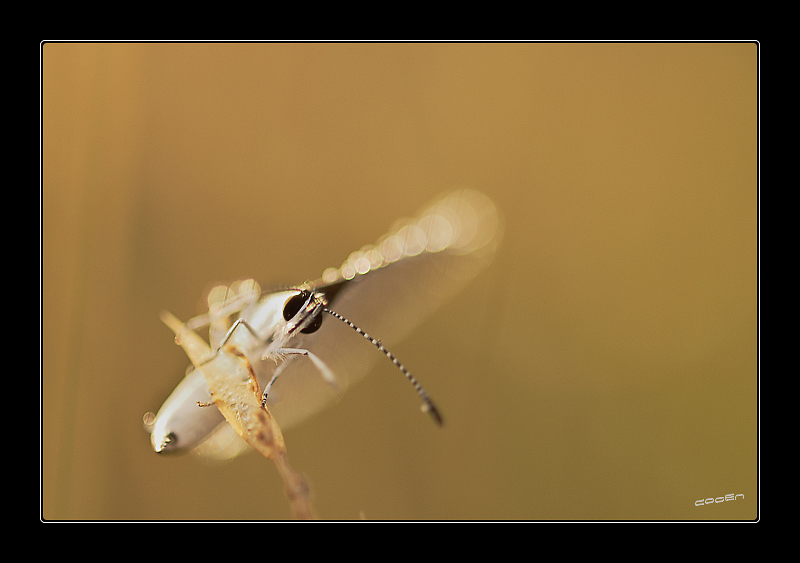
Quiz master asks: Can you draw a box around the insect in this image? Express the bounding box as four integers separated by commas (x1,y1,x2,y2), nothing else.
147,189,502,461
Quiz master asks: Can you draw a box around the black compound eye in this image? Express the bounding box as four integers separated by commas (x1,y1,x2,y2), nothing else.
283,290,323,334
282,291,308,321
301,314,323,334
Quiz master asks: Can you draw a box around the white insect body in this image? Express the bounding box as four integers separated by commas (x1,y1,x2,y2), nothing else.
148,189,501,461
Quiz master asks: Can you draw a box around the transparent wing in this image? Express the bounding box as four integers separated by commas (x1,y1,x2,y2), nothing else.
270,189,502,429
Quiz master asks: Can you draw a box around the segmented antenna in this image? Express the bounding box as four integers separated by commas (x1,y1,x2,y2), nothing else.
322,308,444,426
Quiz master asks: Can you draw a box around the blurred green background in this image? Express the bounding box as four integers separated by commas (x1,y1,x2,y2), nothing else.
41,42,757,521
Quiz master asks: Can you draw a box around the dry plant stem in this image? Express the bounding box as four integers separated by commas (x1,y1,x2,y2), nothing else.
271,450,315,520
161,311,316,520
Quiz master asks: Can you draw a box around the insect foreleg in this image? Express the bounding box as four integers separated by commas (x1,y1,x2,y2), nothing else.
261,348,338,409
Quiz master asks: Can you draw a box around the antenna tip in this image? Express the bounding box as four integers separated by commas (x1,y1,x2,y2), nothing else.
422,402,444,427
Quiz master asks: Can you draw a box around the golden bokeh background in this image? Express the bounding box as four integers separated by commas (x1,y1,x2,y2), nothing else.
42,42,757,521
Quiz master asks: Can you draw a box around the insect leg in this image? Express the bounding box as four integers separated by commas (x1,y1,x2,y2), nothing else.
261,348,338,409
197,317,264,367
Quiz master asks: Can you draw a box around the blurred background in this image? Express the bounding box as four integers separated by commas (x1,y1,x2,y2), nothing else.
41,42,757,521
